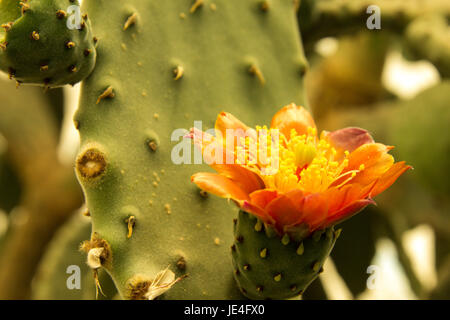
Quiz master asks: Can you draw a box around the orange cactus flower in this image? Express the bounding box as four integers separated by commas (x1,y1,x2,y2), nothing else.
188,104,411,238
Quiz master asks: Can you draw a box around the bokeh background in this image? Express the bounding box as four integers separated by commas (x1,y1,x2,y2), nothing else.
0,0,448,299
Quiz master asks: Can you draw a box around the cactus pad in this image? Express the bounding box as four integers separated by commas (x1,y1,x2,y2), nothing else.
75,0,306,299
0,0,96,87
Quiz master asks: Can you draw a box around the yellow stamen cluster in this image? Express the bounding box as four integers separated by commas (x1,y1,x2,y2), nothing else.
232,127,365,194
235,125,278,170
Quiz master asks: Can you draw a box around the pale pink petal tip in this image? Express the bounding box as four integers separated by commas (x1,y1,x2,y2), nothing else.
328,127,374,153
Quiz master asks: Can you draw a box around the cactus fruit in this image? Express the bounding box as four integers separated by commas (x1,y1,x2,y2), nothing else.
232,211,338,299
75,0,306,299
0,0,96,87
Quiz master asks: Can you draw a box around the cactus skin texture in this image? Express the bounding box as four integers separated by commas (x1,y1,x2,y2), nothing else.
232,211,338,300
75,0,306,299
388,82,450,198
33,213,117,300
0,0,96,87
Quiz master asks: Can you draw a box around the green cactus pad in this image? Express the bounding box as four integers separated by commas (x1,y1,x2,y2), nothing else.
232,211,338,300
75,0,306,299
0,0,96,87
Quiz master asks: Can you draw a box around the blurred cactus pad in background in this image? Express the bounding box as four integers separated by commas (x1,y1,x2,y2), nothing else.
0,0,448,300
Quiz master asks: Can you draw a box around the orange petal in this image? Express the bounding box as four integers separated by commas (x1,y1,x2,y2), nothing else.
187,127,219,157
346,143,392,170
323,198,375,228
352,157,394,186
215,112,251,138
215,112,257,152
370,161,412,197
297,193,329,230
266,194,302,229
324,127,374,161
326,184,367,213
212,164,265,194
284,189,305,210
281,189,306,221
270,104,316,139
241,201,275,225
186,127,214,142
188,127,265,195
187,127,237,166
332,143,394,187
249,189,279,210
323,184,378,228
191,172,249,201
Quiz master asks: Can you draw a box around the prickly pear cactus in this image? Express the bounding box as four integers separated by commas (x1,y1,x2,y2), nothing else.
0,0,96,87
32,213,117,300
74,0,306,299
232,211,338,300
389,83,450,197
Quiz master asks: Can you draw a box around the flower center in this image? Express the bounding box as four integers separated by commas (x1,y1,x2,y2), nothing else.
234,127,364,194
